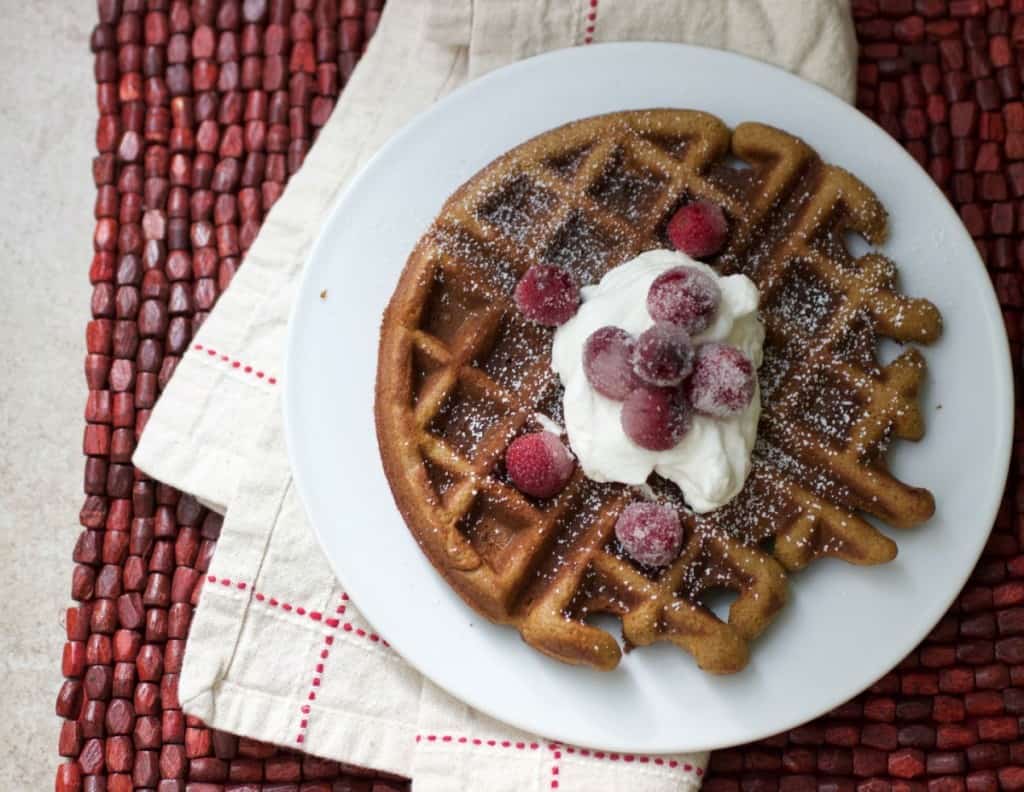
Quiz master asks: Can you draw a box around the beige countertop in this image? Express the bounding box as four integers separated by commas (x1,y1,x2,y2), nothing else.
0,4,96,787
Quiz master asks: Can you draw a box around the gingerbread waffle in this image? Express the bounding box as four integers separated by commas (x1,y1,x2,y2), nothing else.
374,109,942,674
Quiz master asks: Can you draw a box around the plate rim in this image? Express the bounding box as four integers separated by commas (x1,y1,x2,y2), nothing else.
283,41,1015,753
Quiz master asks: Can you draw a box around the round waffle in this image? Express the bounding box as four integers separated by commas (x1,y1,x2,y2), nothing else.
375,109,942,674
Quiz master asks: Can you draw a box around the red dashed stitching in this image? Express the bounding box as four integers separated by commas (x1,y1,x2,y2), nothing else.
414,733,703,779
583,0,599,44
204,571,705,776
417,735,543,751
193,343,278,385
294,596,343,745
204,575,389,646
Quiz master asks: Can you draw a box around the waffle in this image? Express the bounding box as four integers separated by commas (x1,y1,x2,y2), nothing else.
374,110,942,673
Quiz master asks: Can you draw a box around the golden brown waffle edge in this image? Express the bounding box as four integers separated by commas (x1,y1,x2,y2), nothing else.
374,109,942,674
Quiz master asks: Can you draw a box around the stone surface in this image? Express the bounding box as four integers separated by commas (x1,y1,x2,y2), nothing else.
0,3,94,790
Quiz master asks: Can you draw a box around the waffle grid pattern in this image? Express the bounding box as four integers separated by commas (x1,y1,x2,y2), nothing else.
380,110,939,673
55,0,1024,790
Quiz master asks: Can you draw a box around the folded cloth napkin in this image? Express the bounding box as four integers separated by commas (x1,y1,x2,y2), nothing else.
134,1,857,789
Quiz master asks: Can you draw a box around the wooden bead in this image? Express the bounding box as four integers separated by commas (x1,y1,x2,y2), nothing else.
54,679,83,719
134,713,161,749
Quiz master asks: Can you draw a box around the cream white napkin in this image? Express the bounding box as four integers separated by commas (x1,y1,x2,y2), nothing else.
133,1,857,789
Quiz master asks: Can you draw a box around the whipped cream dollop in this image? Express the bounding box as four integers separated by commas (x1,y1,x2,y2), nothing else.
550,249,765,513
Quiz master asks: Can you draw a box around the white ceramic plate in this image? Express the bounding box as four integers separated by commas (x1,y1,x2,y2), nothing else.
284,43,1013,753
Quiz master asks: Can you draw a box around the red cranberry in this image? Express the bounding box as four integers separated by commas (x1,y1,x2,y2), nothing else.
505,432,575,498
647,266,720,334
582,326,639,400
620,385,691,451
513,264,580,326
688,343,755,418
615,502,684,567
666,201,728,258
632,322,694,387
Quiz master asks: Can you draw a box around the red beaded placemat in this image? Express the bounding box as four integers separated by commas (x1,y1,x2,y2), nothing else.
56,1,1024,790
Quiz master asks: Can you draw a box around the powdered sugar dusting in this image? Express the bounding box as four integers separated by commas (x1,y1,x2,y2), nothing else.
395,110,940,669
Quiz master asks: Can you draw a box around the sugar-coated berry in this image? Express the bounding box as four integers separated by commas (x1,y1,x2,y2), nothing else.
632,322,694,387
583,326,640,400
615,502,684,567
513,264,580,326
505,432,575,498
688,343,756,418
666,201,729,258
646,266,721,334
620,385,691,451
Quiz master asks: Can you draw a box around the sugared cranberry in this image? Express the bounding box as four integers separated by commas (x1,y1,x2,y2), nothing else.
513,264,580,326
583,326,639,400
620,385,691,451
632,323,694,387
688,343,755,418
646,266,720,334
615,502,684,567
666,201,728,258
505,432,575,498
